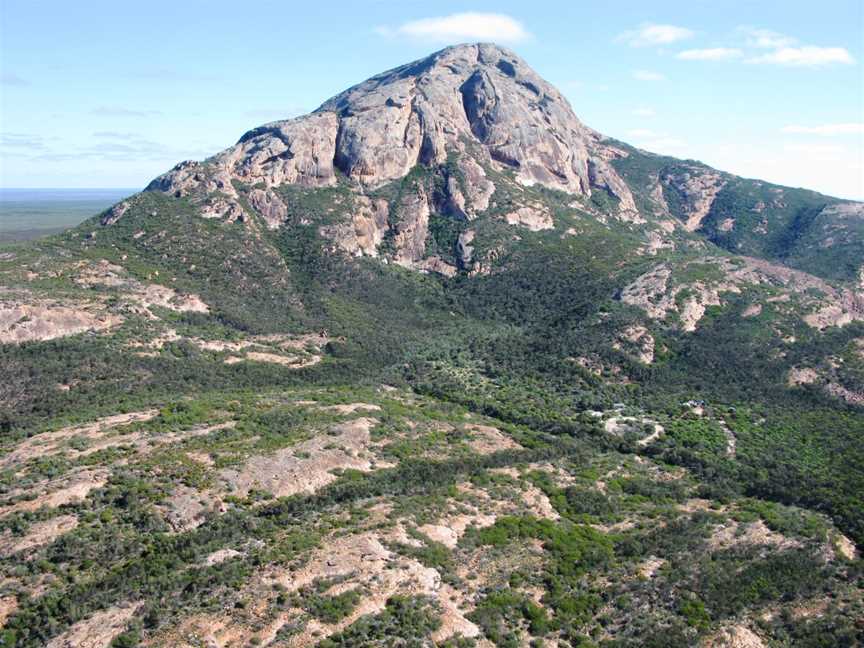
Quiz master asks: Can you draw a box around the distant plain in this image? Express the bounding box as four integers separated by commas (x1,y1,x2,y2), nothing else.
0,189,134,241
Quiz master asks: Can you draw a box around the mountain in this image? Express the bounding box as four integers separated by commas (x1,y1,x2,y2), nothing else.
0,44,862,647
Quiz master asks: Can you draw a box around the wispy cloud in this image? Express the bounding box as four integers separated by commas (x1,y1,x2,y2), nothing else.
0,132,48,149
670,28,855,68
376,12,530,43
1,72,30,87
748,46,854,67
740,28,797,50
616,23,693,47
633,70,666,82
88,138,174,158
29,139,218,164
677,48,743,61
734,27,855,67
2,129,218,165
782,123,864,136
91,106,163,118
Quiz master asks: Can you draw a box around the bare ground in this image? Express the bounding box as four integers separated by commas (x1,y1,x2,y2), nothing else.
45,601,142,648
219,417,389,498
0,469,109,518
0,515,78,557
463,424,522,454
1,410,158,469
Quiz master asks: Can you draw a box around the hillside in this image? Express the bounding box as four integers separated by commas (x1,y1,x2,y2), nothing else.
0,43,861,648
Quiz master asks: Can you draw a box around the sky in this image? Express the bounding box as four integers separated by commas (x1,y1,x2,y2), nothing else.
1,0,862,199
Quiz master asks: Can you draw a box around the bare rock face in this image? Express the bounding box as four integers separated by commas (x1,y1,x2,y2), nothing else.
613,325,655,364
392,186,431,268
317,43,632,208
144,43,637,228
417,256,458,277
455,157,495,216
0,301,123,344
247,189,288,229
199,196,246,222
101,201,130,226
586,138,640,219
504,206,554,231
147,160,238,199
622,255,864,333
223,112,340,187
819,201,864,219
661,167,726,231
648,174,671,217
320,196,390,257
457,229,476,268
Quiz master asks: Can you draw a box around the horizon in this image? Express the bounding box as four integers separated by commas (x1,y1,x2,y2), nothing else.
1,1,862,199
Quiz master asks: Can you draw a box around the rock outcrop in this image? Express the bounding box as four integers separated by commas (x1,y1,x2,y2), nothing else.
504,205,554,231
661,166,726,231
392,186,432,267
142,43,637,236
621,255,864,333
320,196,390,257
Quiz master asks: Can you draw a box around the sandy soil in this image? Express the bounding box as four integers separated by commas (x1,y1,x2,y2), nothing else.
702,624,766,648
0,469,110,518
1,410,158,469
318,403,382,414
160,484,225,533
220,417,388,498
708,520,799,552
463,424,522,454
0,514,78,557
46,601,142,648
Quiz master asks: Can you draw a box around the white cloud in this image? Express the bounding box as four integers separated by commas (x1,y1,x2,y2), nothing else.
674,28,859,68
748,46,855,67
782,123,864,136
631,107,656,117
377,13,530,43
677,48,743,61
734,27,855,67
617,23,694,47
740,28,797,50
633,70,666,81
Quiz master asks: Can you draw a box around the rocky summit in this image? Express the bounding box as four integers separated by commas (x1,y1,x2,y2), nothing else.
138,44,643,274
0,44,862,648
150,44,631,205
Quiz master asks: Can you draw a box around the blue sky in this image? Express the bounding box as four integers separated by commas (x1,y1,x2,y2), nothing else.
1,0,862,198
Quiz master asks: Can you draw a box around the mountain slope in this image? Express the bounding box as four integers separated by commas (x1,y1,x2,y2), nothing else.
0,43,862,648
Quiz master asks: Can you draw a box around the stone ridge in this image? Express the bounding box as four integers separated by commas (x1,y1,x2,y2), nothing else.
144,43,637,218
